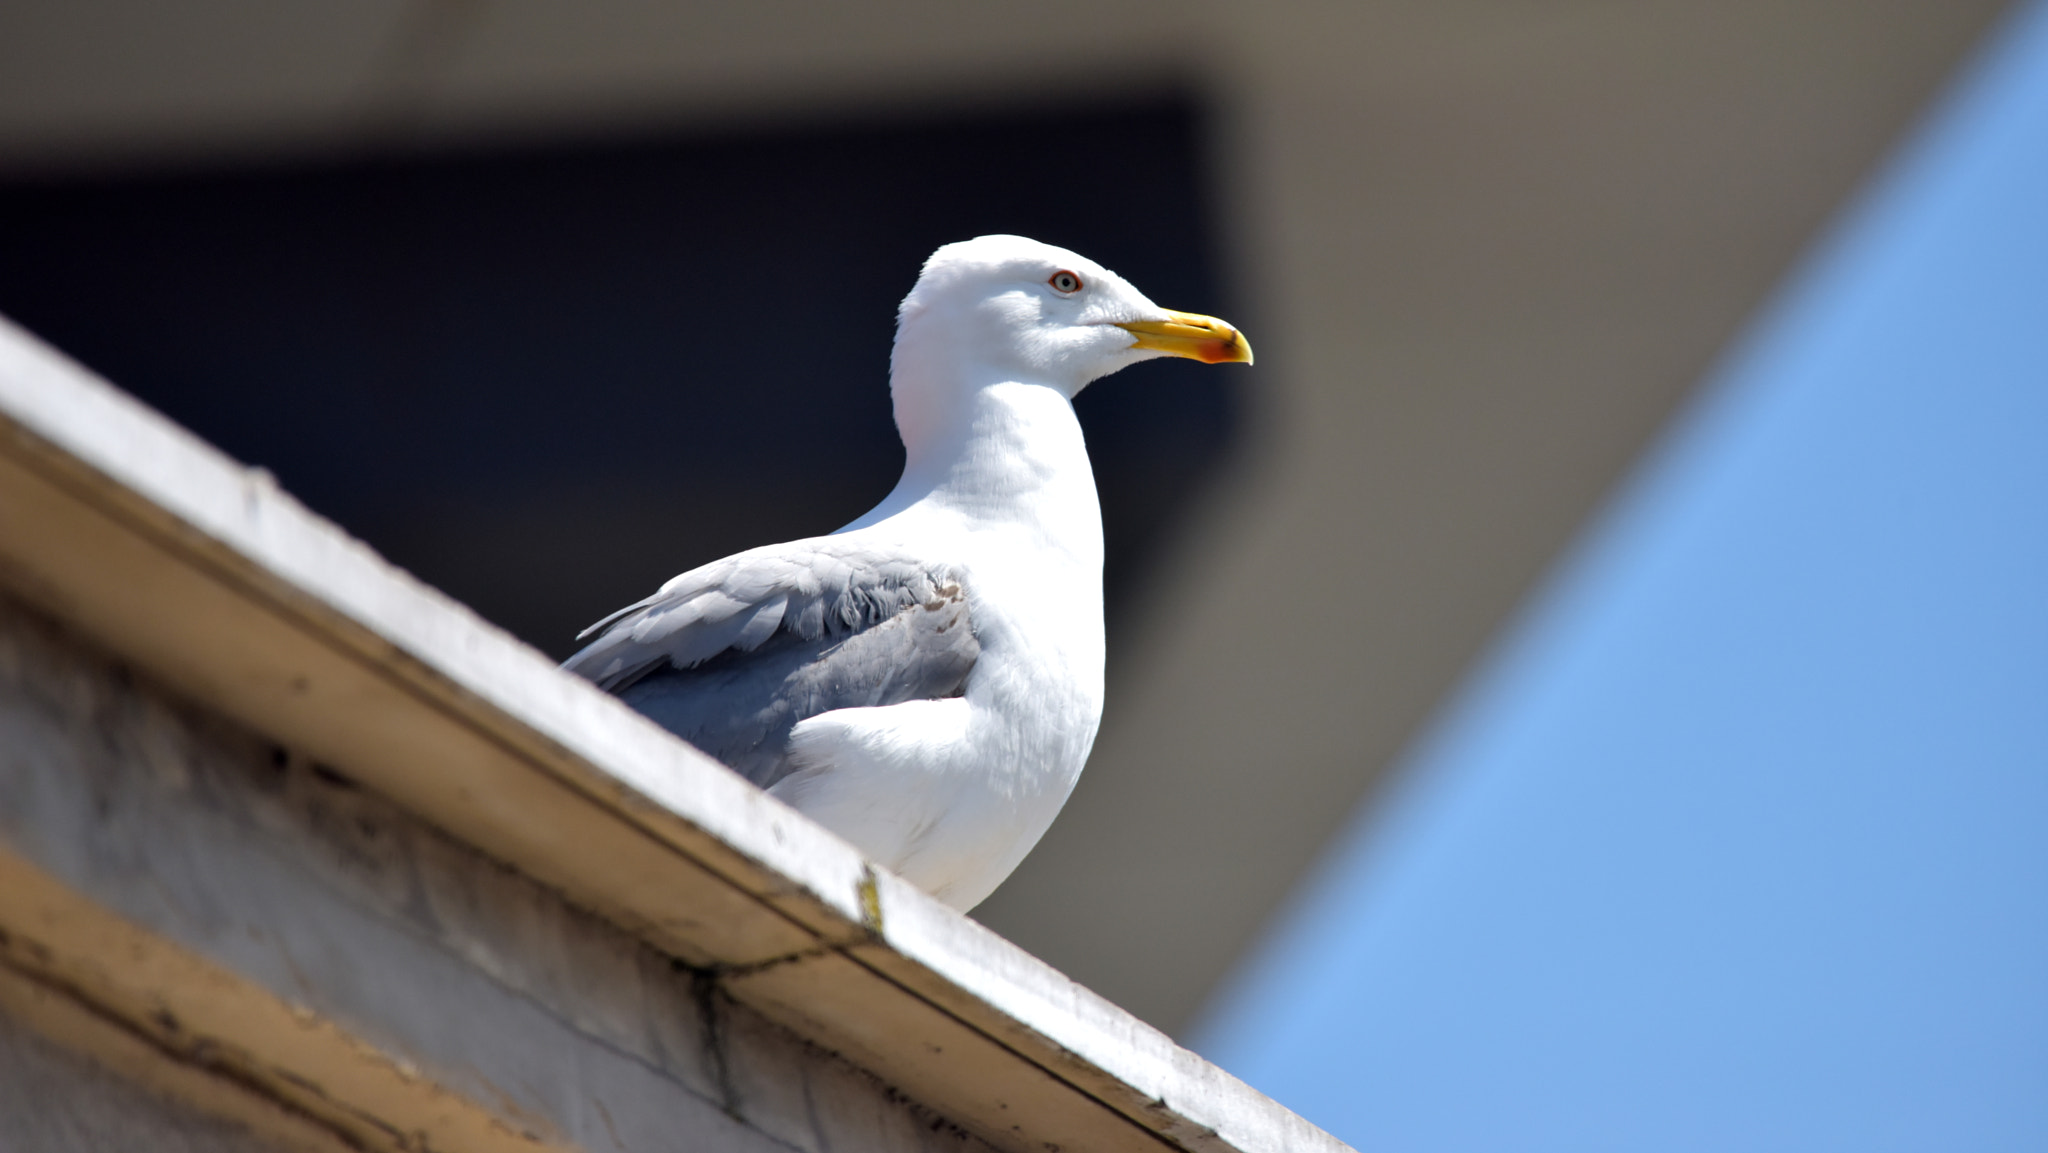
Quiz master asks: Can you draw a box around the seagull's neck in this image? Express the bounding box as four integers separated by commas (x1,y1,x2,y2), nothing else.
847,365,1100,550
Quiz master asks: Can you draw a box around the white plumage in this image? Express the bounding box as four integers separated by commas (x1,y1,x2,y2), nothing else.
565,235,1250,910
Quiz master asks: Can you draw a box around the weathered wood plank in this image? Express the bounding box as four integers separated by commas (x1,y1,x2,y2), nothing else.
0,983,322,1153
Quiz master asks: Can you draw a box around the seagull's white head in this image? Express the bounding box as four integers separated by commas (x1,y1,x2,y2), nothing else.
888,235,1251,450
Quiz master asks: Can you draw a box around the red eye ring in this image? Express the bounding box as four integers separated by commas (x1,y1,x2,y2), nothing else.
1049,270,1084,293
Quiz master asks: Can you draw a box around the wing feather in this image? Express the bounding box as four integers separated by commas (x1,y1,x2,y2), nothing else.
562,539,979,789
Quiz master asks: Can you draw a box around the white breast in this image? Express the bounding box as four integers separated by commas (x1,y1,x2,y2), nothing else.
772,382,1106,909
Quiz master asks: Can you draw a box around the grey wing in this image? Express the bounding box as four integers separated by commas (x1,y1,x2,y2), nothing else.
561,543,979,790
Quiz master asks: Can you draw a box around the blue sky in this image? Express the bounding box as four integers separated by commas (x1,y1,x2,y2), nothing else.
1193,3,2048,1150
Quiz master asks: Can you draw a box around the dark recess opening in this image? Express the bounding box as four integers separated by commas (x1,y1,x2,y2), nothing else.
0,96,1244,666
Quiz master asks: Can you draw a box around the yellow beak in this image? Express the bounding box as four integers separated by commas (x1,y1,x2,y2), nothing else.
1116,310,1255,366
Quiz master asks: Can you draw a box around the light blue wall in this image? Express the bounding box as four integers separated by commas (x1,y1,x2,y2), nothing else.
1193,3,2048,1149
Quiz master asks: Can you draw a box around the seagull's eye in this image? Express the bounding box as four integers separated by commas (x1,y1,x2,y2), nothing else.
1049,270,1084,294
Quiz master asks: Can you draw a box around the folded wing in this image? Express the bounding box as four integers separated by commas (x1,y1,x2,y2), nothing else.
562,541,979,789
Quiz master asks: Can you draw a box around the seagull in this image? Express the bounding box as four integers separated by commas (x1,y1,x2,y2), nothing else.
563,235,1251,910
